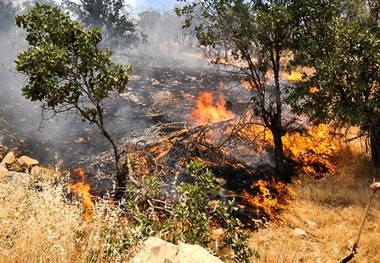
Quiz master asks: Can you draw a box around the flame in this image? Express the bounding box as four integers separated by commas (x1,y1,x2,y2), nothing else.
283,124,337,177
282,71,304,82
189,92,234,125
70,168,94,221
240,79,256,91
242,179,295,224
282,67,315,82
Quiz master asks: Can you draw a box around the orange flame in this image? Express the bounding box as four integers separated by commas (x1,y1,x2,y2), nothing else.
70,168,94,221
242,179,295,224
189,92,234,125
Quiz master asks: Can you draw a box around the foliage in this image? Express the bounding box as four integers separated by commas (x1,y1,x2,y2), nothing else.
175,0,305,181
15,3,131,187
288,0,380,166
88,160,256,263
64,0,147,50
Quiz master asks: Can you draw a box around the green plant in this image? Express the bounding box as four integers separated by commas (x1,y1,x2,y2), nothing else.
85,160,257,262
15,3,131,190
168,160,256,262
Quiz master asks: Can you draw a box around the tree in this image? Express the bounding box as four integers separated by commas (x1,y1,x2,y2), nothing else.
15,3,131,190
64,0,147,50
288,0,380,167
176,0,302,182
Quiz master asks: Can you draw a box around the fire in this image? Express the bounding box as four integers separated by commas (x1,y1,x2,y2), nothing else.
282,67,315,82
189,92,234,125
282,71,304,82
242,179,295,224
70,167,94,221
283,124,337,178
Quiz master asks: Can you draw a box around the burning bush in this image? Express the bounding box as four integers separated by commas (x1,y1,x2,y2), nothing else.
241,179,296,224
283,124,338,178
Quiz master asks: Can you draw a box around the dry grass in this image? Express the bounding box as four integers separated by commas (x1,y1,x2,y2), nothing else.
250,148,380,263
2,142,380,262
0,173,84,263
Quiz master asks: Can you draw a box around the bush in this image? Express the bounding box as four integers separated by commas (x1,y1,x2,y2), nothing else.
86,160,257,262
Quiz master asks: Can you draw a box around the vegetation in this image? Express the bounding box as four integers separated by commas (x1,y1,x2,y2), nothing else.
0,159,255,262
288,0,380,168
15,3,131,190
111,160,255,262
176,0,307,182
64,0,147,50
3,0,380,262
1,145,380,262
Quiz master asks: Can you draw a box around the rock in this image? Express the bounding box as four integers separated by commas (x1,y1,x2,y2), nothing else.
130,75,142,81
17,156,39,167
306,219,318,228
151,79,160,86
131,237,223,263
0,164,9,179
151,91,176,107
30,166,61,183
120,92,141,104
292,228,308,237
1,151,16,167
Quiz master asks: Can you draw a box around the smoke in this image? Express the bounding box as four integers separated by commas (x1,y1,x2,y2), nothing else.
0,0,254,173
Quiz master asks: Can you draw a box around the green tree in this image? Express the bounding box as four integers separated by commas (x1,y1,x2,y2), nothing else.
289,0,380,167
15,3,131,190
64,0,147,50
176,0,302,182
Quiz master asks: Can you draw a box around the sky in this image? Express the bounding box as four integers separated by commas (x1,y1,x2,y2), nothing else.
125,0,180,11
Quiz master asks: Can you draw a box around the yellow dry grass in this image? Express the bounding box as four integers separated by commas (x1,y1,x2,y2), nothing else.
251,148,380,263
1,141,380,263
0,173,84,263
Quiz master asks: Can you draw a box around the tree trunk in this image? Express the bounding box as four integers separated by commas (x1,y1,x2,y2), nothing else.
271,126,289,183
370,127,380,167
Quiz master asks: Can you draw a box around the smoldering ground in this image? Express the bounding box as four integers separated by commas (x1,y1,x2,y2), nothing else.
0,2,241,171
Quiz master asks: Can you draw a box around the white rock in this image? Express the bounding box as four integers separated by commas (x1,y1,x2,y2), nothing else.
1,151,16,166
131,237,223,263
306,220,318,228
293,228,308,237
17,156,39,167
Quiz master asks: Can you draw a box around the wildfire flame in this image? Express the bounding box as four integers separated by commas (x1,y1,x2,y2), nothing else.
189,91,234,125
70,167,94,221
242,179,296,224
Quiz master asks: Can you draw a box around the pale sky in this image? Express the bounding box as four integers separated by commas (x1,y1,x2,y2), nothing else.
125,0,179,11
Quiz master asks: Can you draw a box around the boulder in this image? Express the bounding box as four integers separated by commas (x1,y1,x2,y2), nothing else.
17,155,39,167
151,91,176,107
0,164,9,179
1,151,16,167
131,237,223,263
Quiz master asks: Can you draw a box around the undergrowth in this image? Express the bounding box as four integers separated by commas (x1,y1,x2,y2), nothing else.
0,160,257,263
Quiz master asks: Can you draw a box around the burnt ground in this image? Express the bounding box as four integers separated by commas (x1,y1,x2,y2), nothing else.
0,50,275,209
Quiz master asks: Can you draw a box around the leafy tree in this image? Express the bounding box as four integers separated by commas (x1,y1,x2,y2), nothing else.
64,0,147,50
15,3,131,190
176,0,303,182
288,0,380,166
